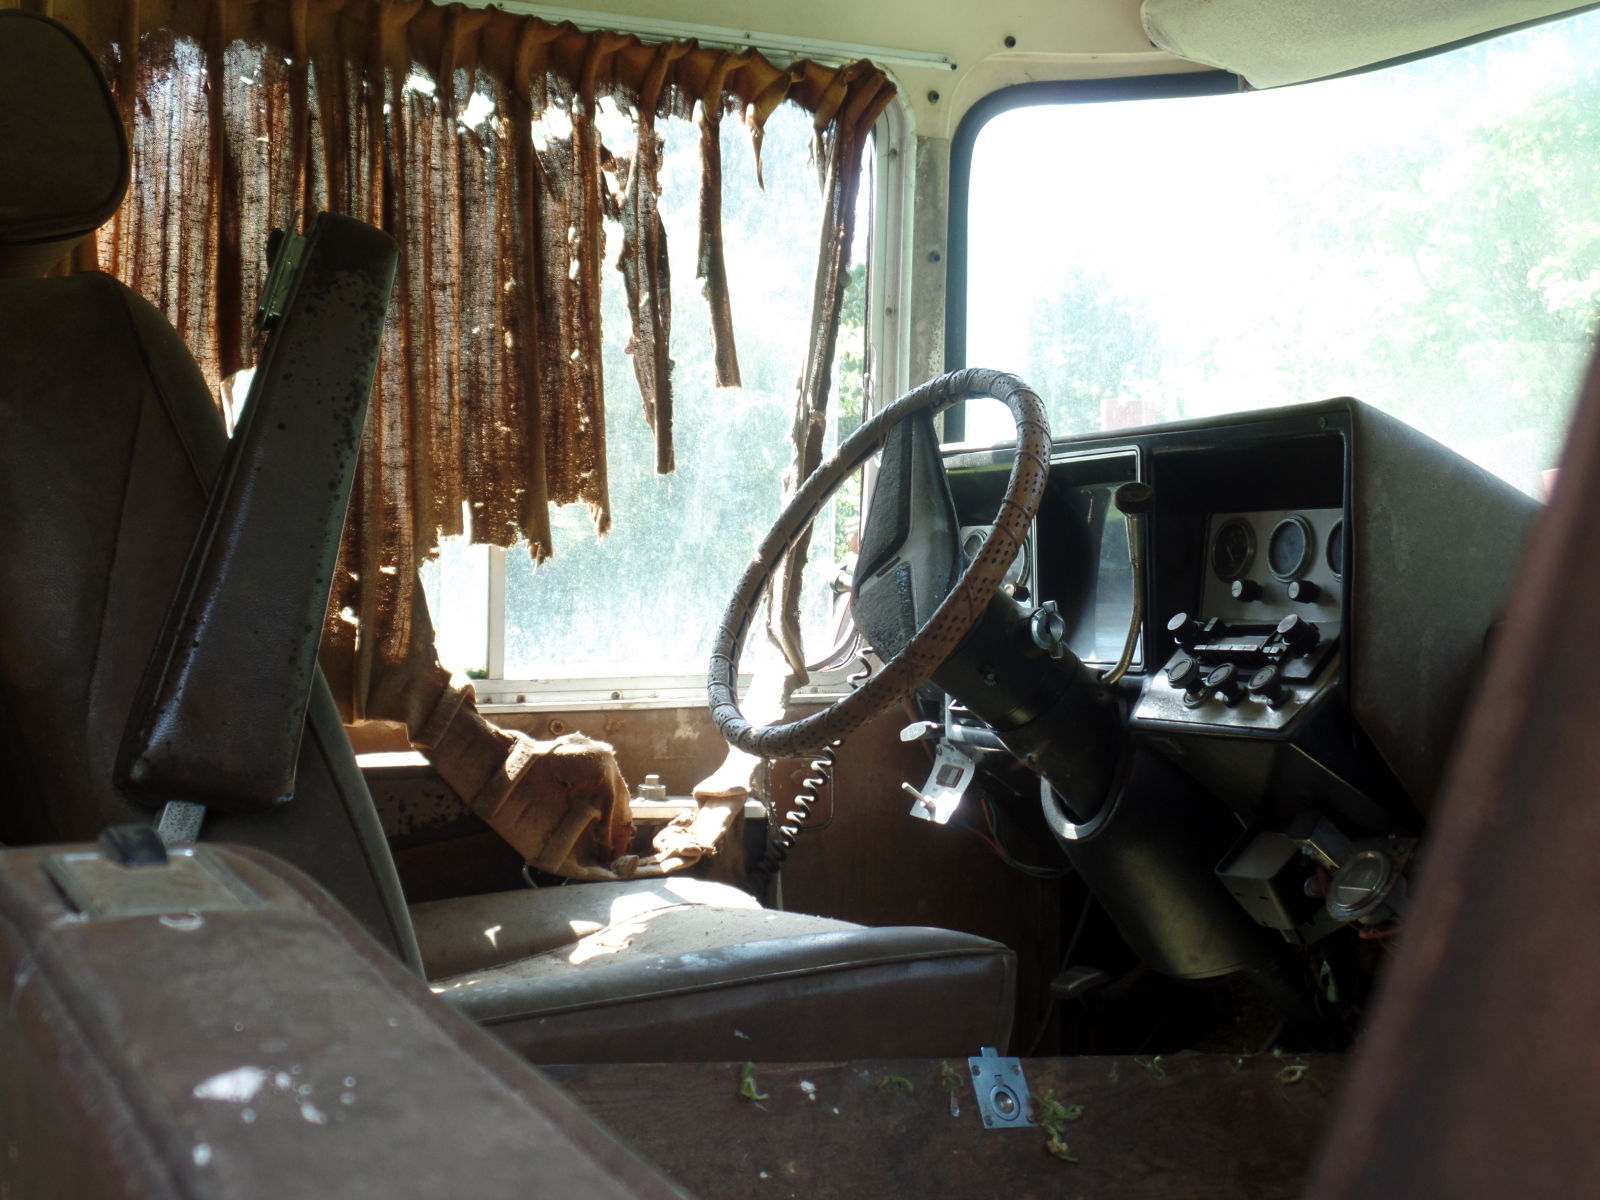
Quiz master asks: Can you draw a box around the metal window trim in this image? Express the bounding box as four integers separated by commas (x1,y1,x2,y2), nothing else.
486,544,507,681
470,1,957,73
474,670,856,712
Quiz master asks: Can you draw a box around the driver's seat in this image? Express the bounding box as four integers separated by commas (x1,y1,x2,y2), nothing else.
0,9,1014,1063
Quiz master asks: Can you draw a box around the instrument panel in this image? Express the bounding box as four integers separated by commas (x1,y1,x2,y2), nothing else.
932,398,1539,983
941,397,1537,804
1202,508,1343,627
1135,506,1344,733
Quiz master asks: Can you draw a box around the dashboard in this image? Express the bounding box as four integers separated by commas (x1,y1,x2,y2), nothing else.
931,397,1538,982
942,397,1536,805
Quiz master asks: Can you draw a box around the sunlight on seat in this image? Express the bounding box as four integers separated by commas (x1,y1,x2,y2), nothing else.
603,877,759,926
430,977,482,994
567,919,649,965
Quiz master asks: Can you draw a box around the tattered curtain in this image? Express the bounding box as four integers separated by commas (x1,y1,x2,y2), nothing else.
17,0,893,716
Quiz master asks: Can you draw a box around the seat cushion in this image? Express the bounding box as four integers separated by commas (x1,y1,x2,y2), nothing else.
415,881,1016,1063
410,877,764,978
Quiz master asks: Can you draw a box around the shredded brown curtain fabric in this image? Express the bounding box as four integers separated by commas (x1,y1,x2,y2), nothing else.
19,0,893,717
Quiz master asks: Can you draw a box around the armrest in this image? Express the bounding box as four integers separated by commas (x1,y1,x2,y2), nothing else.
0,842,685,1199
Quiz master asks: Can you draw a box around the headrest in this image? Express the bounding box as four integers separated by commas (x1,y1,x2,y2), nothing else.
0,11,128,278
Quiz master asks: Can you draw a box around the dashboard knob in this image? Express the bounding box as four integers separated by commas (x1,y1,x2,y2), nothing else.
1112,481,1155,516
1276,613,1321,655
1166,611,1202,648
1230,578,1262,602
1287,579,1322,603
1248,664,1289,708
1166,654,1203,691
1205,663,1244,706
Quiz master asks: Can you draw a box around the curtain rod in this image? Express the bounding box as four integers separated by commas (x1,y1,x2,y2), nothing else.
466,1,957,71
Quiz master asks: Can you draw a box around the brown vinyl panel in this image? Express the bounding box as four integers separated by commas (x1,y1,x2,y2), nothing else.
1305,323,1600,1194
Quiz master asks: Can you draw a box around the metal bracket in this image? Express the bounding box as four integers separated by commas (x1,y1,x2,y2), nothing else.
255,219,307,332
154,800,207,846
44,847,261,920
968,1046,1035,1129
903,740,975,825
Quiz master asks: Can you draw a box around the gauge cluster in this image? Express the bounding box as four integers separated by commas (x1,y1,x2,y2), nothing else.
1201,508,1343,625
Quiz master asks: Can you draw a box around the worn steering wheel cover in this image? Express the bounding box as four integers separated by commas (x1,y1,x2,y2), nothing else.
709,368,1051,758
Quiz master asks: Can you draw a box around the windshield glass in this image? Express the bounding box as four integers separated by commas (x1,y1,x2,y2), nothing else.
962,11,1600,498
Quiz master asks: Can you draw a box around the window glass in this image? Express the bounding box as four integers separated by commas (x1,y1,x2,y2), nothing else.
420,538,489,677
424,103,869,682
963,13,1600,498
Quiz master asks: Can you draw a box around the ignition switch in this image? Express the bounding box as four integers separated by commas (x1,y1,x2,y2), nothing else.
1029,601,1067,659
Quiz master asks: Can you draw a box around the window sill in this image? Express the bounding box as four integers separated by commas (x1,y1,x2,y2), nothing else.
471,669,855,713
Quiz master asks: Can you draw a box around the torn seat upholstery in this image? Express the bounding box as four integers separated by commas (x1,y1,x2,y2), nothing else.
0,9,1015,1063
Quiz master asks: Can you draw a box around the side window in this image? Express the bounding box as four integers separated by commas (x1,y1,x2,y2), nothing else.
423,104,871,697
960,12,1600,500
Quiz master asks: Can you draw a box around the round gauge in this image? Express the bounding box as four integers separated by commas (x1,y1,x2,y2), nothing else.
961,527,1028,589
1326,518,1345,580
1210,518,1256,581
1267,515,1315,581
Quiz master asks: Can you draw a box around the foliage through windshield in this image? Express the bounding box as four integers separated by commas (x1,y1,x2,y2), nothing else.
964,11,1600,498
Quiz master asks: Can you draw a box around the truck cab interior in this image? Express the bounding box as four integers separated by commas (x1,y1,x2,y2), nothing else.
1,0,1596,1196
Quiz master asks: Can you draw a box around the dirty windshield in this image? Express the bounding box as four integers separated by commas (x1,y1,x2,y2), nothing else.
964,11,1600,499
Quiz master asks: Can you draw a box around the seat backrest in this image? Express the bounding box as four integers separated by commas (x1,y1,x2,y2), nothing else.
0,10,420,971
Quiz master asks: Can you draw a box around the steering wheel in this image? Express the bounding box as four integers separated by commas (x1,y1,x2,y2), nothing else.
709,368,1051,758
